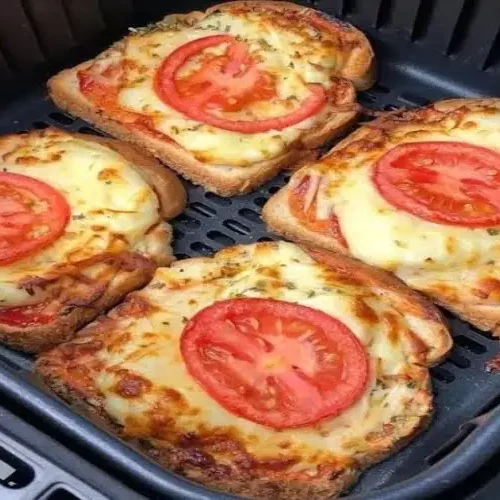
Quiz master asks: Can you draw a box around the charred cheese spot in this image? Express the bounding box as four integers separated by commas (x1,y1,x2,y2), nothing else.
15,152,63,164
58,339,104,361
97,167,124,183
114,293,158,318
472,278,500,300
113,369,152,398
353,298,378,326
382,312,400,347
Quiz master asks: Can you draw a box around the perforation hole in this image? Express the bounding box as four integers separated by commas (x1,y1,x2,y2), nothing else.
175,214,201,229
454,335,487,355
431,366,455,383
360,91,379,103
397,93,431,106
175,253,189,260
207,230,236,246
268,186,281,194
0,353,23,372
78,126,105,136
173,228,185,240
374,83,390,93
189,202,216,217
190,242,214,256
223,219,250,235
258,236,276,242
253,197,268,208
426,423,475,465
32,121,49,129
204,192,232,206
239,208,261,224
383,104,400,111
475,393,500,417
49,112,74,125
447,351,471,369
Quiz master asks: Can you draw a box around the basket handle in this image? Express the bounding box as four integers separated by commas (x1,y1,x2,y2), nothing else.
348,404,500,499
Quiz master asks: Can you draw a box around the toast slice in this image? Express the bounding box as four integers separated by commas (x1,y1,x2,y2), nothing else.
0,128,186,352
48,1,375,196
36,241,451,499
264,98,500,336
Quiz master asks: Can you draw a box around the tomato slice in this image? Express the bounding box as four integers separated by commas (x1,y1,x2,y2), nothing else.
155,35,327,133
0,172,70,265
181,298,368,429
373,142,500,227
289,175,348,249
0,302,54,328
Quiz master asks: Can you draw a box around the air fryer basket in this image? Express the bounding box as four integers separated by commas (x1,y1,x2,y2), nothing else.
0,0,500,498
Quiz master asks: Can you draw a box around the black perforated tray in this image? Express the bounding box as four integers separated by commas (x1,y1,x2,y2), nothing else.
0,1,500,499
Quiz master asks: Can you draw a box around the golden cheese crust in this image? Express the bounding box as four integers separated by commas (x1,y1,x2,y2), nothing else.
264,98,500,336
0,128,186,353
36,241,451,498
47,1,375,196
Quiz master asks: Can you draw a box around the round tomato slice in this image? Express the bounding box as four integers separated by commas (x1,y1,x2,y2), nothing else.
0,172,70,265
0,302,54,328
155,35,327,134
181,298,368,429
373,141,500,227
290,175,348,249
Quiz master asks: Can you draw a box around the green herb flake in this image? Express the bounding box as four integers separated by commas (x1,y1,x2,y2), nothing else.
72,214,86,220
487,228,500,236
257,39,276,51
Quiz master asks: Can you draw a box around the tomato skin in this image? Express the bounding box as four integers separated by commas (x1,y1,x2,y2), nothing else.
181,298,368,429
373,141,500,227
0,302,54,328
289,175,348,249
0,173,70,265
155,35,327,134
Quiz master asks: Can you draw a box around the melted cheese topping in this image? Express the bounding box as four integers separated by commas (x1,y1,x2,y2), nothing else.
87,242,431,469
111,8,350,166
0,130,161,306
304,105,500,300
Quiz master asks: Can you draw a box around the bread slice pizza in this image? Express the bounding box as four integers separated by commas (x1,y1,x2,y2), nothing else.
47,1,375,196
0,128,186,353
36,241,451,499
263,98,500,335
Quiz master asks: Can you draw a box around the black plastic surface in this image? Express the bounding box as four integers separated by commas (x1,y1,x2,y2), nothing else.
0,404,143,499
0,0,499,499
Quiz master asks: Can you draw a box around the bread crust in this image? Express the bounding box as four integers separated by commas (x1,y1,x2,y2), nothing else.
47,1,375,196
263,97,500,336
0,129,185,353
0,255,158,353
36,241,450,498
